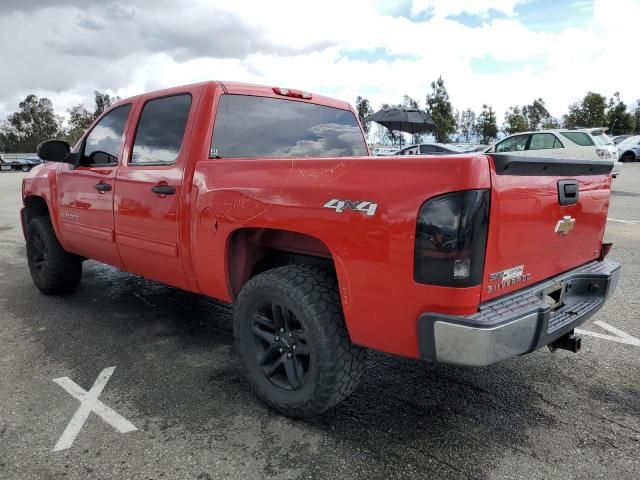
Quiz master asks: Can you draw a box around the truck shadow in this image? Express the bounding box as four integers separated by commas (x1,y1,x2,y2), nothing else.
7,260,566,479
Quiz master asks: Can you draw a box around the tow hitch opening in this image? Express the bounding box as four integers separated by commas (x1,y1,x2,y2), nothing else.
549,331,582,353
544,282,566,310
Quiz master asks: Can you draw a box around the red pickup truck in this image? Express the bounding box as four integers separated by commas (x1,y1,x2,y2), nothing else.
22,81,620,417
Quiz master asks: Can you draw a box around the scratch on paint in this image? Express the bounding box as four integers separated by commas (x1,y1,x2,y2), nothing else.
224,193,259,213
295,159,358,187
333,253,352,310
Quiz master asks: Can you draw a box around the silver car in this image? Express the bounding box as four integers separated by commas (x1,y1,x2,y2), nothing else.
617,135,640,162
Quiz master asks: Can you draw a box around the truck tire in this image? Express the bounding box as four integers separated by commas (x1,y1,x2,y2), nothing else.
26,216,82,294
234,265,366,417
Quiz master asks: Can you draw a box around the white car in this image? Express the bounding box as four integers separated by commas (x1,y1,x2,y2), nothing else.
486,128,621,177
371,146,400,156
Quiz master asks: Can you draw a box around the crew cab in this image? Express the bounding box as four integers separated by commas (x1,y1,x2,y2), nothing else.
22,81,620,417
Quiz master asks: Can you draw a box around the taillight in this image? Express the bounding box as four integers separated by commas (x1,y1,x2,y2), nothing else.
273,87,312,100
596,148,612,159
414,189,490,287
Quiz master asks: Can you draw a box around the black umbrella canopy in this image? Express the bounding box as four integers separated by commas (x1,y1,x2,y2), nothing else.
365,106,437,134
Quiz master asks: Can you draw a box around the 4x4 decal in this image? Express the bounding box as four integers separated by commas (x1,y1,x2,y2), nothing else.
323,199,378,217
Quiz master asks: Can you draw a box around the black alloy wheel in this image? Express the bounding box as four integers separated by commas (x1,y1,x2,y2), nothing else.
26,216,82,294
251,301,310,391
30,228,48,279
233,265,367,417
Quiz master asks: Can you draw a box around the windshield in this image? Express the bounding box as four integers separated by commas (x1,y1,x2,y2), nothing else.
211,94,368,158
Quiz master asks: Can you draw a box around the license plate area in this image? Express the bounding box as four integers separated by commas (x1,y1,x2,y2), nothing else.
544,282,566,310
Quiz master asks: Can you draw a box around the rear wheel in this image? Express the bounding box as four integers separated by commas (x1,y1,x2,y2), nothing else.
621,152,635,162
27,217,82,294
234,265,366,417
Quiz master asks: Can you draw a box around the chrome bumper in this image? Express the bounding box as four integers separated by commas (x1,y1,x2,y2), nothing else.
418,260,621,366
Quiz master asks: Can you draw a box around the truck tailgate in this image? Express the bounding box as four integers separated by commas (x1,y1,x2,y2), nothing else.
482,155,613,302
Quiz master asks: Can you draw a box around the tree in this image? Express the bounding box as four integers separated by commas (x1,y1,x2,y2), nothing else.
0,94,63,152
65,91,119,145
502,106,528,135
563,92,607,128
426,76,456,143
633,101,640,134
606,92,634,135
474,104,498,145
522,98,551,131
403,94,423,144
541,117,561,129
455,108,477,143
355,96,374,135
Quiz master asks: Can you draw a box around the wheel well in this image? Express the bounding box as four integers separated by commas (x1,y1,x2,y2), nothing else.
23,196,50,224
227,228,335,299
621,150,635,161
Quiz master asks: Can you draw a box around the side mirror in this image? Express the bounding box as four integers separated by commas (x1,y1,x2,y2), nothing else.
37,140,71,162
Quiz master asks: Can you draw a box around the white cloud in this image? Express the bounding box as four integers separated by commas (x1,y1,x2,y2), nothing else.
410,0,523,17
0,0,638,132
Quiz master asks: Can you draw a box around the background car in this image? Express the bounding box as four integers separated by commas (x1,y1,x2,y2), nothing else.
371,146,400,156
616,135,640,162
394,143,474,155
0,156,43,172
612,134,633,145
486,128,621,177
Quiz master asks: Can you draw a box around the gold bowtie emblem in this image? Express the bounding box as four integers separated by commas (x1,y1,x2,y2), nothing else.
555,216,575,236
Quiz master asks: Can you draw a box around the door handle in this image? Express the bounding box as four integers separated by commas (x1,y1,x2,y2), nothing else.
94,183,112,192
151,185,176,195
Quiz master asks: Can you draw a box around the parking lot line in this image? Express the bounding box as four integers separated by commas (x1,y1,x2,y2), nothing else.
608,217,640,225
575,321,640,347
52,367,137,451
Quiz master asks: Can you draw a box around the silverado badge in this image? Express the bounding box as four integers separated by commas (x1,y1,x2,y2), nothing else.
555,216,576,236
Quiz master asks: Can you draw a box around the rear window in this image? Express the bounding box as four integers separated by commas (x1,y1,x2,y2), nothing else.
591,132,612,146
560,132,594,146
211,95,367,158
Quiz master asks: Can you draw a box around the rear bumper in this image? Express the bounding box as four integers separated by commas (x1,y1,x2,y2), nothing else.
418,260,620,366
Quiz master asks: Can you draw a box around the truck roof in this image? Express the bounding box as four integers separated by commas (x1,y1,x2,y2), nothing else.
111,81,352,112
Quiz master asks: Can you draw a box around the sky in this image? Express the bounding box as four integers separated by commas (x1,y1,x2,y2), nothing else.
0,0,638,128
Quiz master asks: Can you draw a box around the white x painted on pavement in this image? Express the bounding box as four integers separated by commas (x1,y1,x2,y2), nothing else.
52,366,137,451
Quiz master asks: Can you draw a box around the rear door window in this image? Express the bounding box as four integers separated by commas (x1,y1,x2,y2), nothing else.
560,132,594,146
211,95,367,158
131,94,192,165
496,134,530,153
528,133,562,150
419,145,438,153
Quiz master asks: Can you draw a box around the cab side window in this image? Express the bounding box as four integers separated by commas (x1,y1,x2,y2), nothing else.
528,133,563,150
420,145,437,153
131,94,192,165
496,134,530,153
81,105,131,166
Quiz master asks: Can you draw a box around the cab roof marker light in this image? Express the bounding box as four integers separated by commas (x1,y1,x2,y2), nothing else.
273,87,312,100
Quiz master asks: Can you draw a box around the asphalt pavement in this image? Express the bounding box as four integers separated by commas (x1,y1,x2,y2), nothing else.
0,165,639,479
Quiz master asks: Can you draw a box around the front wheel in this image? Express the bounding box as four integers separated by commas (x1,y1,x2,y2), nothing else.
27,216,82,294
21,165,31,172
234,265,366,418
620,152,635,162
